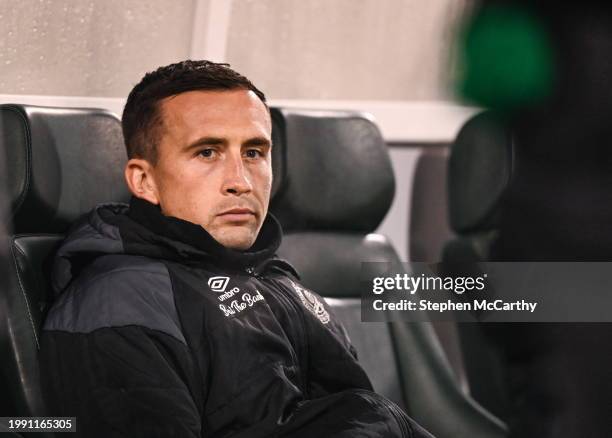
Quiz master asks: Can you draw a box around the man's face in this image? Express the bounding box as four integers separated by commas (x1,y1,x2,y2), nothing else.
149,89,272,250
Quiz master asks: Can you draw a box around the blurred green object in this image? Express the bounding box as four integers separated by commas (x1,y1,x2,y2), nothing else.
457,4,555,110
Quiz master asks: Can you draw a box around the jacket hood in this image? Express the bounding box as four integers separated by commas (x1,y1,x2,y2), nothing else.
51,198,292,297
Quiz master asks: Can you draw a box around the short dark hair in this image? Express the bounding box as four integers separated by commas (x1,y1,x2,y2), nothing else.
121,60,267,164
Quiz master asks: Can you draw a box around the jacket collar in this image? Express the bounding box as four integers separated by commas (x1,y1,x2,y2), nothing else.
121,196,283,270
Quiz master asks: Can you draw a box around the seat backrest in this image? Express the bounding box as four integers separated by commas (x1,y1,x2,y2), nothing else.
409,147,471,390
0,104,129,421
442,111,515,420
270,107,406,405
444,111,514,262
270,107,507,438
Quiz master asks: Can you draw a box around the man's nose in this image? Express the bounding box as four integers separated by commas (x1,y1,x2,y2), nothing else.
222,153,252,195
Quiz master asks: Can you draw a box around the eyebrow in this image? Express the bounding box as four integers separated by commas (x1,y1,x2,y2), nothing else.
184,136,272,151
244,137,272,148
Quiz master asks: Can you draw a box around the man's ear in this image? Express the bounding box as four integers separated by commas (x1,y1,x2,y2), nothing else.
124,158,160,205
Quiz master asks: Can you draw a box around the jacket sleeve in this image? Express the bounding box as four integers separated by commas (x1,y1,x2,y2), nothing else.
40,325,203,438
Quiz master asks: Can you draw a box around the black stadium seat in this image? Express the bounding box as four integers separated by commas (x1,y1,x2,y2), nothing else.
443,111,612,437
270,107,507,438
408,147,470,394
0,104,129,435
444,111,514,264
442,111,515,420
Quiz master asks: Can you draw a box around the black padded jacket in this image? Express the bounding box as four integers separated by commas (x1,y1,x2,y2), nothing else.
40,197,433,438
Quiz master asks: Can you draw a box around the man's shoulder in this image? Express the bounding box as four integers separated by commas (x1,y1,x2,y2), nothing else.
44,254,185,344
76,253,167,277
63,253,171,296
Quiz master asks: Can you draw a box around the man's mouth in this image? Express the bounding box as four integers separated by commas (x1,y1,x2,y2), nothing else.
217,208,256,223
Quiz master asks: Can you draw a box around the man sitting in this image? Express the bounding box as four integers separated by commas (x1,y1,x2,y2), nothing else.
40,60,433,438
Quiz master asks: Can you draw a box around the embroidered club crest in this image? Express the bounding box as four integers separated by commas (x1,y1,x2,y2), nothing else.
289,280,330,324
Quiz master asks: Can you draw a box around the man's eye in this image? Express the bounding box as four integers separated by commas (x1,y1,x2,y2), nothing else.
199,149,215,158
245,149,262,158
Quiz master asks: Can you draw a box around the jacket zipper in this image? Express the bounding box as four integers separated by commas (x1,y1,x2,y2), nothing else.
245,267,311,399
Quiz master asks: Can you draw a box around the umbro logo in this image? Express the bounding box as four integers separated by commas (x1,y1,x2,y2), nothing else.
208,276,230,293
